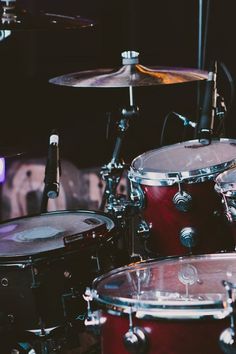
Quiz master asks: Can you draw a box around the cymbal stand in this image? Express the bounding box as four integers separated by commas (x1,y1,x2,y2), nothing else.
100,86,143,261
99,99,139,212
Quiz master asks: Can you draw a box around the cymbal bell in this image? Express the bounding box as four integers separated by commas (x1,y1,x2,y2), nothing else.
49,51,208,88
0,2,95,30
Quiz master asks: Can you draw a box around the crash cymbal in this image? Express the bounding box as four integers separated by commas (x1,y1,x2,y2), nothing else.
49,51,208,88
0,1,95,30
0,147,24,158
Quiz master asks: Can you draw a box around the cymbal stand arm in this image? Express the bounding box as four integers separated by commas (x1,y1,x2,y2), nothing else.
100,104,139,211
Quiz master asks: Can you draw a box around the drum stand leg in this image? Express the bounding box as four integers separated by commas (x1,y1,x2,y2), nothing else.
99,84,142,262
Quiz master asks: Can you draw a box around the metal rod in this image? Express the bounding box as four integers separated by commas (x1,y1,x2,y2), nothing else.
129,85,134,106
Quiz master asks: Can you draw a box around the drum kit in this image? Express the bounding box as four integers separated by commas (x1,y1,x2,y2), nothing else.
1,2,236,354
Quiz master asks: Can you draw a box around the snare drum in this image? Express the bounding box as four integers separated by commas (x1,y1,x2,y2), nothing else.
0,210,116,331
91,253,234,354
129,139,236,256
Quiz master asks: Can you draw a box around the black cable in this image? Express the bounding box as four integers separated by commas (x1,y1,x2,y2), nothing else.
201,0,211,70
219,61,235,113
159,111,173,146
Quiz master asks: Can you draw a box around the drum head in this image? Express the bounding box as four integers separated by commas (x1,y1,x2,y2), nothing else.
215,167,236,196
92,253,235,318
0,210,115,258
129,139,236,185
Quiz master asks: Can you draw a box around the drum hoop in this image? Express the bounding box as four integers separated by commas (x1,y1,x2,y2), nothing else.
106,307,229,321
0,209,116,262
129,138,236,186
215,168,236,196
92,253,234,317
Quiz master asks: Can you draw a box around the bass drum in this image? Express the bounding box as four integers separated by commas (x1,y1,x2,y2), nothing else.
129,139,236,256
91,253,234,354
0,210,118,332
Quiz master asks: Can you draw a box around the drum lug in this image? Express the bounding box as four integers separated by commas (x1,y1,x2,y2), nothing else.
130,183,145,209
173,190,193,212
137,220,150,240
123,327,148,353
123,311,148,353
179,227,198,249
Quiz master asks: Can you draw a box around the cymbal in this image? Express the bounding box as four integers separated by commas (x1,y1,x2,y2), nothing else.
49,51,208,88
0,3,95,30
0,147,24,158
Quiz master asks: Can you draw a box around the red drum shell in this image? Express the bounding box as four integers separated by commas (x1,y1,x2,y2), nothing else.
101,312,228,354
142,180,233,256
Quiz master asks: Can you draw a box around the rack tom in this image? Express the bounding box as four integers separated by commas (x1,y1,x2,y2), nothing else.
128,139,236,256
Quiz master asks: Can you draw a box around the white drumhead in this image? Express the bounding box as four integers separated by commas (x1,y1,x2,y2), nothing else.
129,139,236,186
0,210,115,258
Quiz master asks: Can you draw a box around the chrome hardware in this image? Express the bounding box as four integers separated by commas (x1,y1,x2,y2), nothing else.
83,288,101,333
1,277,9,287
219,281,236,353
179,227,198,248
130,183,145,209
178,264,199,286
1,0,16,25
123,310,148,353
137,220,150,240
122,51,139,65
173,190,193,212
173,179,192,212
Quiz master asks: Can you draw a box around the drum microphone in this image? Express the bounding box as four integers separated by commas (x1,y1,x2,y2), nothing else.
172,112,197,128
44,129,60,199
197,61,217,145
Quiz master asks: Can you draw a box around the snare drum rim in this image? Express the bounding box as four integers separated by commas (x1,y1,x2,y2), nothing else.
129,139,236,186
91,253,233,319
0,209,117,262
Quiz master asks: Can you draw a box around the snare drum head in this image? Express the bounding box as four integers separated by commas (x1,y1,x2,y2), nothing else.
129,139,236,185
0,210,115,258
93,253,235,317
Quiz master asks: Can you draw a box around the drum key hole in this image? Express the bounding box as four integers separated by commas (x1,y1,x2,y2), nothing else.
1,277,9,287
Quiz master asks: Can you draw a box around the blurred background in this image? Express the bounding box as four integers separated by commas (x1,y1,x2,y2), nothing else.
0,0,235,220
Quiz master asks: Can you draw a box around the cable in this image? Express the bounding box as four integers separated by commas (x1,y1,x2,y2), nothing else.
159,111,173,146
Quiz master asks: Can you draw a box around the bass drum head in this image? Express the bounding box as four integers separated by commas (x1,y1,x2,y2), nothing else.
0,210,115,259
93,253,234,318
129,139,236,185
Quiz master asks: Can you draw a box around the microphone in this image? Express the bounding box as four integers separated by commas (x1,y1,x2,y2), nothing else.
172,112,197,128
197,61,217,145
44,130,60,199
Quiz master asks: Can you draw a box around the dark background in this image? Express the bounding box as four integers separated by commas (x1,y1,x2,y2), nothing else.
0,0,236,169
